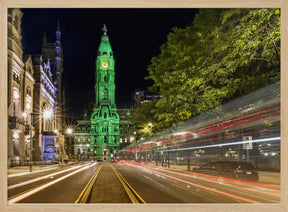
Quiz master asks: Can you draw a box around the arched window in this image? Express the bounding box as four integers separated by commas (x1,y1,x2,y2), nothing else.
103,88,108,99
42,104,53,132
13,132,20,156
13,90,20,117
26,87,31,96
25,102,31,125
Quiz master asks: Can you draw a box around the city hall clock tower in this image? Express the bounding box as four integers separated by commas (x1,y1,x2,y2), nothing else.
90,25,120,161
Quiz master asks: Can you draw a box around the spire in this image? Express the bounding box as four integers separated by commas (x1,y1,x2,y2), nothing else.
42,32,47,43
102,24,107,35
98,24,112,56
56,20,61,41
57,20,61,32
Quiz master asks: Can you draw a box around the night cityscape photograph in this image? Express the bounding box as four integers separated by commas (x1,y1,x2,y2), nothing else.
4,5,283,208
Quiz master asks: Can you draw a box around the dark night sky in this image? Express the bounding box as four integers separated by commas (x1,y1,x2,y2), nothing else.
21,8,198,119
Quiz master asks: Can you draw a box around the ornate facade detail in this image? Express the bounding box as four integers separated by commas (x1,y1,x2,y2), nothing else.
8,9,65,165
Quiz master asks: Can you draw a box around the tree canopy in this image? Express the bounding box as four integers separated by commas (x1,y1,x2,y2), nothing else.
133,9,280,133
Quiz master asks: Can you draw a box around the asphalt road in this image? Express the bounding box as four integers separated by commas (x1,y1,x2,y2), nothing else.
8,162,99,203
7,161,280,204
115,161,280,203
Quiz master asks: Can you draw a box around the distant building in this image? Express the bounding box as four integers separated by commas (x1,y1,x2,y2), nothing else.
132,91,161,112
8,9,65,165
73,108,134,160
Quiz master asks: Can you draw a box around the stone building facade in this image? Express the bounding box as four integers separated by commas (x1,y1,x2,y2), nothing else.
73,109,135,160
73,26,135,160
7,9,65,165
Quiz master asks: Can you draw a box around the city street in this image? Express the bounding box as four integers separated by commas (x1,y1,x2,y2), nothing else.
4,6,284,212
7,161,280,204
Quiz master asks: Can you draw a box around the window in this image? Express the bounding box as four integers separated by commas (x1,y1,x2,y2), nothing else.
78,139,80,143
13,132,20,156
25,102,31,125
14,15,19,29
13,90,19,117
26,87,31,96
103,88,108,100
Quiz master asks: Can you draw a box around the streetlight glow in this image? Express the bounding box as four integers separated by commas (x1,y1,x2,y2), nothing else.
43,109,52,119
66,128,73,134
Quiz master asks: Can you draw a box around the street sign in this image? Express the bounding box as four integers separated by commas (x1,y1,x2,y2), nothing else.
242,136,253,150
27,138,35,140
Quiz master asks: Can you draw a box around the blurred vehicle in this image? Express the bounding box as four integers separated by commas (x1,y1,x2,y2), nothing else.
111,158,118,163
192,161,259,181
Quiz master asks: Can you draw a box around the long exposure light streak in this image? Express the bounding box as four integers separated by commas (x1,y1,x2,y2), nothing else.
8,165,85,190
162,137,280,152
139,128,280,153
120,105,280,153
8,167,58,178
8,163,97,204
122,160,280,189
122,161,261,203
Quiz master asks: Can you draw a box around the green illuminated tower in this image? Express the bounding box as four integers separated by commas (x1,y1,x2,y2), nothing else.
90,25,120,161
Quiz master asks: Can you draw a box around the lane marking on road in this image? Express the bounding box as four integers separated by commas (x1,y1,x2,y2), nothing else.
110,164,146,204
110,164,139,203
123,162,261,203
8,165,86,190
74,164,102,203
8,163,97,204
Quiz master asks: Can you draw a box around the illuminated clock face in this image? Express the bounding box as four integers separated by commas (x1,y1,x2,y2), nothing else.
101,62,109,68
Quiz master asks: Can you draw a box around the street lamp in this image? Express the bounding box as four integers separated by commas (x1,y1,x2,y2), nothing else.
23,108,53,172
43,109,53,119
66,128,73,134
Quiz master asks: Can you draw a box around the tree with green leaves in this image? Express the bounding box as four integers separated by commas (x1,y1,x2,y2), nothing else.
146,8,280,132
128,99,157,136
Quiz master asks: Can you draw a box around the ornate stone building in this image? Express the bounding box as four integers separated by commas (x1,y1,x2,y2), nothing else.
73,109,134,160
90,25,120,161
73,26,134,161
8,8,35,164
8,9,65,165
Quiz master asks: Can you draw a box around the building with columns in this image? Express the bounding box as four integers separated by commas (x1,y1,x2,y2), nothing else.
8,9,65,165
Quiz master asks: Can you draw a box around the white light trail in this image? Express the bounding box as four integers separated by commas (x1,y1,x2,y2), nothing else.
8,167,58,178
162,137,280,152
8,165,85,190
8,163,97,204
